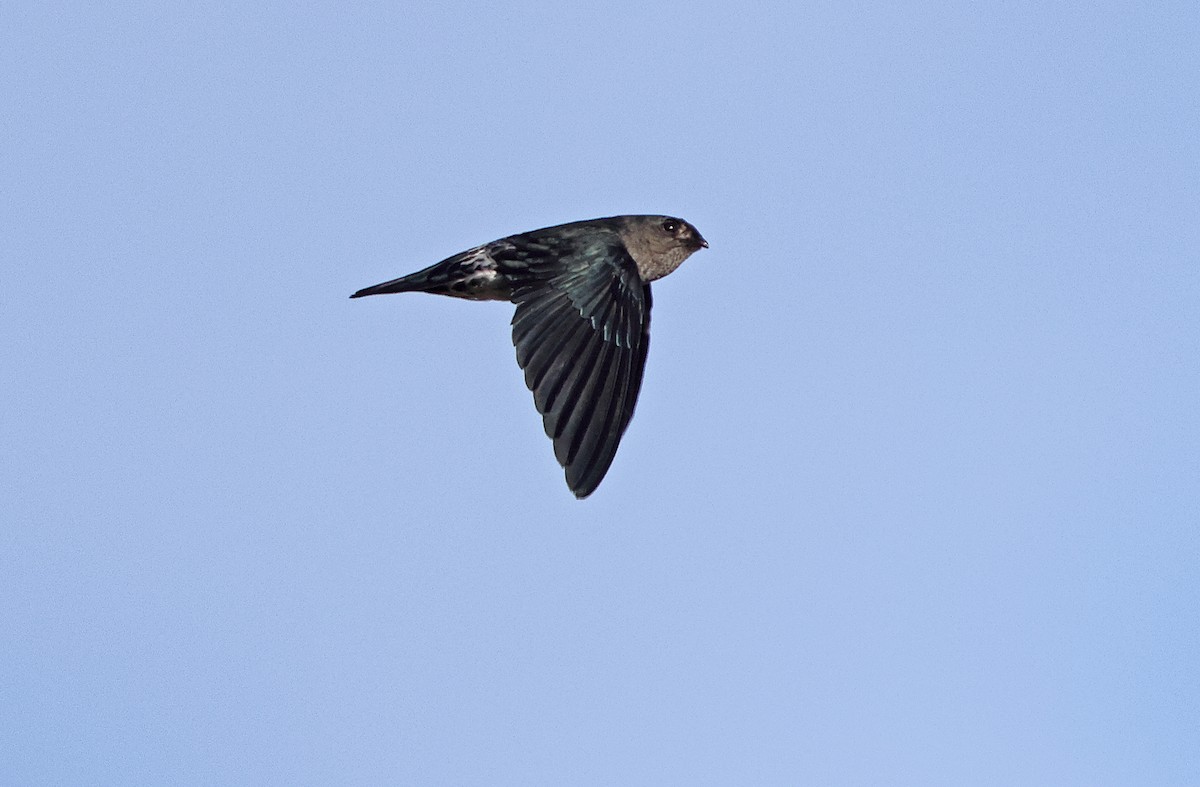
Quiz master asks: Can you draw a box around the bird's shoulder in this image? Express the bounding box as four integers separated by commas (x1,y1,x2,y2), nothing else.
488,219,635,280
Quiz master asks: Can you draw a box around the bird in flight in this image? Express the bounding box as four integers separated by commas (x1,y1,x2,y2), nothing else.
351,215,707,498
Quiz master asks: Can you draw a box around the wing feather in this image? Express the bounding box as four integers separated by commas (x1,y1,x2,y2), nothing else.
510,241,651,498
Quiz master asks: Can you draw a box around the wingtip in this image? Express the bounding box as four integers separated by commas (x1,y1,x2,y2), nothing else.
568,473,601,500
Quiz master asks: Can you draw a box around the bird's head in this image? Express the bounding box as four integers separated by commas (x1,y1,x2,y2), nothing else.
657,216,708,252
621,215,708,282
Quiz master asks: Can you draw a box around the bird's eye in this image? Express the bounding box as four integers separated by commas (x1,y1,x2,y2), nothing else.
662,220,679,233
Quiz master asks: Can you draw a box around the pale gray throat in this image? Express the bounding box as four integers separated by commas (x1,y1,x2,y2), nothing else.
623,236,694,283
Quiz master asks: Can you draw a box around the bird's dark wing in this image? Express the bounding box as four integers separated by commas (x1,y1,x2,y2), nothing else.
510,239,651,498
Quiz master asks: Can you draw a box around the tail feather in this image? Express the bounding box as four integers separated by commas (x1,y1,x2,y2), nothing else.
349,271,444,299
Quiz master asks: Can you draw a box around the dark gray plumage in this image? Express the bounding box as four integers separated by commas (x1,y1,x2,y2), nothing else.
351,215,707,498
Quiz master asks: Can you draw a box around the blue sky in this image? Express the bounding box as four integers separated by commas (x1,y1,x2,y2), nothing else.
4,2,1198,784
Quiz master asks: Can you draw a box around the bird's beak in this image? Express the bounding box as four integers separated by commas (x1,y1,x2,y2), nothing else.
691,234,709,250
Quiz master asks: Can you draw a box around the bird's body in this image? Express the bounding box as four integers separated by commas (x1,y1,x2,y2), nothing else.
351,215,707,498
